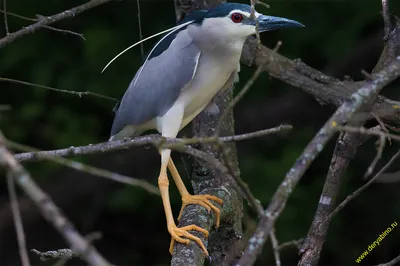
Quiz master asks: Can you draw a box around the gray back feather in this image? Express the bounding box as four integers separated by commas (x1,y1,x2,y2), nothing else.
111,30,200,136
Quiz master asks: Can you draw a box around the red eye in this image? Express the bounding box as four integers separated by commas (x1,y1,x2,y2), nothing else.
231,13,244,23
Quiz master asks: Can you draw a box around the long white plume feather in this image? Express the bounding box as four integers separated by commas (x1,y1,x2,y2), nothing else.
101,20,195,73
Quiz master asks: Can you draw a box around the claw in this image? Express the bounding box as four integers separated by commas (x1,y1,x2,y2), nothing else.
169,224,209,256
178,194,223,228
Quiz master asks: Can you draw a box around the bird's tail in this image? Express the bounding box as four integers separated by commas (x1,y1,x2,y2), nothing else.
108,125,142,141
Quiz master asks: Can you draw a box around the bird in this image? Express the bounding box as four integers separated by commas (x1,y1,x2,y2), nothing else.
107,2,304,256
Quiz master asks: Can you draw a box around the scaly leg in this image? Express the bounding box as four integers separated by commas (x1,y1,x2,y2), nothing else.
158,149,209,256
158,103,212,256
167,159,223,227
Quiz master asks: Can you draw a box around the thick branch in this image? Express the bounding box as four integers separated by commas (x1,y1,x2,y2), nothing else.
237,57,400,266
241,38,400,125
298,131,364,266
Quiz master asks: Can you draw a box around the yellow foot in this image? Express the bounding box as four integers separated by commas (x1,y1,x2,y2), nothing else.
169,224,209,256
178,194,223,228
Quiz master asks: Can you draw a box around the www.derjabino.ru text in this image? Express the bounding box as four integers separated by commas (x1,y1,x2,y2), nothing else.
355,221,398,263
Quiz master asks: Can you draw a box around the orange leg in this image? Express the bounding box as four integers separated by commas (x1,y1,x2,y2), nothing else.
167,158,223,254
158,149,211,256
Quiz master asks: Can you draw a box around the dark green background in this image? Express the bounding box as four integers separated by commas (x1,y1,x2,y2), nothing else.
1,0,400,265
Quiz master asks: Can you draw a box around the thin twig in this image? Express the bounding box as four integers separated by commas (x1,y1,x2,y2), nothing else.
0,131,111,266
298,129,365,266
337,125,400,142
7,173,31,266
3,0,9,35
328,149,400,221
41,26,85,40
0,77,118,102
372,112,391,144
0,0,114,48
218,141,264,215
364,134,386,178
8,140,160,195
249,0,260,47
0,10,85,40
278,238,303,251
136,0,144,60
270,230,281,266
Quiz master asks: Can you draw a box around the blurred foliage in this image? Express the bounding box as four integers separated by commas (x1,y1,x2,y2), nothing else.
1,0,400,265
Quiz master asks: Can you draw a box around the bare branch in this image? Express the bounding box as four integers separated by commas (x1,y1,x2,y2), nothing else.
0,77,118,102
8,140,160,195
337,125,400,142
217,141,264,215
0,131,111,266
241,38,400,125
7,173,31,266
3,0,9,35
329,148,400,220
298,130,365,266
278,238,303,251
31,248,80,262
270,230,281,266
237,57,400,266
136,0,144,60
0,10,85,39
14,126,291,163
0,0,114,48
364,134,386,178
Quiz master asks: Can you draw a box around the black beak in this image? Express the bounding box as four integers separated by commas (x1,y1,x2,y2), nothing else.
257,15,304,32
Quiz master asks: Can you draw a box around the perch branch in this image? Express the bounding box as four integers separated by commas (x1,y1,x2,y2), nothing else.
14,126,291,163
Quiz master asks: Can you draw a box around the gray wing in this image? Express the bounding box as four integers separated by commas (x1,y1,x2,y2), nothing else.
111,32,200,136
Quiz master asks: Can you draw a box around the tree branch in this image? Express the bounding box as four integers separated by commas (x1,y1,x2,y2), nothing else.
0,131,111,266
14,126,290,163
0,0,114,48
241,39,400,125
7,172,31,266
0,77,118,102
237,57,400,266
31,248,81,262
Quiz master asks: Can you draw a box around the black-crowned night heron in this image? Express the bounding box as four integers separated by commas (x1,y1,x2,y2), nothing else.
108,2,303,256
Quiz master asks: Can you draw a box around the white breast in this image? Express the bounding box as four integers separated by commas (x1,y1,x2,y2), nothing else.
176,50,240,129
